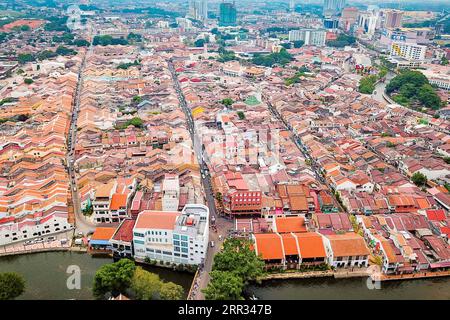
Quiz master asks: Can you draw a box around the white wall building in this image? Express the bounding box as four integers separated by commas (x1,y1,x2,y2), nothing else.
133,204,209,265
390,42,426,61
358,12,378,37
288,29,326,46
322,233,370,268
162,175,180,211
0,210,72,246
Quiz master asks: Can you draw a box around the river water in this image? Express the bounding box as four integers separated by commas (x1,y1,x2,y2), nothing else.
0,252,193,300
1,251,449,300
247,276,450,300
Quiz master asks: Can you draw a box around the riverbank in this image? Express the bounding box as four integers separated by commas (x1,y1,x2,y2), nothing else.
258,268,450,283
0,243,90,257
247,275,450,300
257,269,369,281
0,251,193,299
373,270,450,282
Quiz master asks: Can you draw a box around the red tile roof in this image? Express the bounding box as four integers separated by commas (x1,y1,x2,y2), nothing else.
112,219,136,242
426,209,446,222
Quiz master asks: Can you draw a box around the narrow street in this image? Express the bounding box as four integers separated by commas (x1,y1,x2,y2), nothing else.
168,60,234,299
67,44,96,235
262,94,346,212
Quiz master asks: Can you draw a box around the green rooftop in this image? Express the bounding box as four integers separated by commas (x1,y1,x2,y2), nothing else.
244,95,260,106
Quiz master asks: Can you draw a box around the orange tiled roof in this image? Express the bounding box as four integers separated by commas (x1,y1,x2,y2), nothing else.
275,216,307,233
91,227,116,241
294,232,327,259
254,233,283,260
110,193,128,210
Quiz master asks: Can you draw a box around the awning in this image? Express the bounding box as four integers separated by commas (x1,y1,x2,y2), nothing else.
430,261,450,269
89,240,110,246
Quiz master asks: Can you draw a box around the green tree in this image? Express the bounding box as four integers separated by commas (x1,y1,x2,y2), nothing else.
56,46,77,56
417,84,441,110
74,39,90,47
133,95,143,103
160,282,184,300
358,75,377,94
221,98,234,107
411,172,427,187
237,111,245,120
92,259,136,299
212,238,265,283
18,53,35,64
251,48,293,67
194,38,206,47
130,267,162,300
37,50,58,61
293,40,304,48
399,83,417,99
203,270,244,300
24,78,33,85
0,272,25,300
326,34,356,48
129,117,144,128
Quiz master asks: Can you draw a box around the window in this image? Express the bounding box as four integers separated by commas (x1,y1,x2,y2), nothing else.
174,240,180,246
134,232,144,238
173,234,180,240
181,235,188,241
134,240,144,245
181,247,188,253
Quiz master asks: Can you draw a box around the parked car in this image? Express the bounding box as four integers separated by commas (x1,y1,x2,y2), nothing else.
60,238,68,245
24,240,33,245
210,241,215,248
47,236,56,242
34,237,44,243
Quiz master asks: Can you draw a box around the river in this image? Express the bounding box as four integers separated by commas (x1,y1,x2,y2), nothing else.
247,276,450,300
2,251,449,300
0,252,193,300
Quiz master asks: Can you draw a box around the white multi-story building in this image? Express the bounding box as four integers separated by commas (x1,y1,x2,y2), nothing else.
0,209,73,246
92,178,136,224
358,12,378,37
390,42,427,61
133,204,209,265
162,174,180,212
288,28,326,46
176,17,193,30
188,0,208,22
419,67,450,90
323,0,346,17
